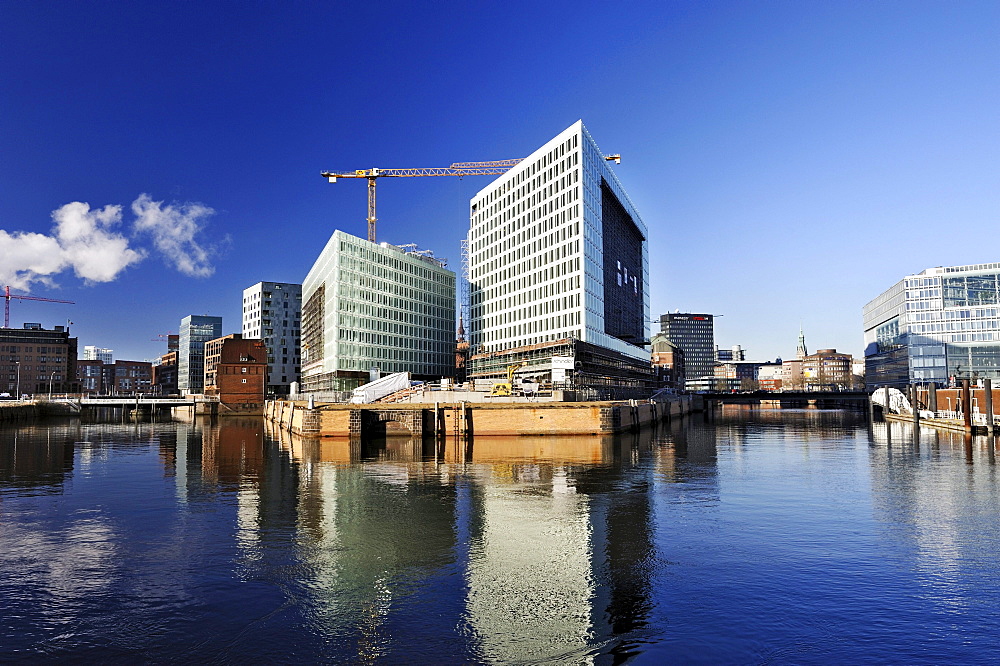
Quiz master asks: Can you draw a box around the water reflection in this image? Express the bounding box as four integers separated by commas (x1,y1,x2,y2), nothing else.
4,412,1000,662
866,419,1000,625
271,425,661,663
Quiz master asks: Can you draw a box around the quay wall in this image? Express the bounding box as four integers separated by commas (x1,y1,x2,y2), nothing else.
265,395,696,438
0,401,82,423
0,403,41,423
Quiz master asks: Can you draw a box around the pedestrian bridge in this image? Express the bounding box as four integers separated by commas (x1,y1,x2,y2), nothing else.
702,390,869,405
70,396,219,409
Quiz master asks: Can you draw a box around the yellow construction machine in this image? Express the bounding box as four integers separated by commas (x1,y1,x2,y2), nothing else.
490,362,525,397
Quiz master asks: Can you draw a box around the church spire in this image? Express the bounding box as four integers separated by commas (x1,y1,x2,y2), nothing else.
796,324,808,360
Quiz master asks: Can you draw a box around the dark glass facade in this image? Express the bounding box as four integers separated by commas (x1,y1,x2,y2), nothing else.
659,313,715,382
601,179,645,344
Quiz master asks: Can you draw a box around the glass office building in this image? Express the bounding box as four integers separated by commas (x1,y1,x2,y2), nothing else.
466,120,651,387
864,262,1000,388
178,314,223,394
301,230,456,392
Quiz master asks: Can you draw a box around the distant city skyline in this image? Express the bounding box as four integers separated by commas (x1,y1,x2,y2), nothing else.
2,2,998,363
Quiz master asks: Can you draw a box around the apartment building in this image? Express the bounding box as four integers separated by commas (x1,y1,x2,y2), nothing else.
242,281,301,396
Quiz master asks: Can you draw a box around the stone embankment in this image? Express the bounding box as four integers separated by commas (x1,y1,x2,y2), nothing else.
0,402,40,423
265,394,698,438
0,401,81,423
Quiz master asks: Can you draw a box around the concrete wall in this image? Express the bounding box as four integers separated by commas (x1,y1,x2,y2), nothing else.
265,394,694,438
0,403,40,422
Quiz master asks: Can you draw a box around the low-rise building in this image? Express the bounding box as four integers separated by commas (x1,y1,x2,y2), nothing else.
781,359,805,390
757,364,784,391
153,350,178,395
204,334,267,408
103,360,153,395
650,332,685,390
77,360,104,394
714,359,782,392
802,349,854,390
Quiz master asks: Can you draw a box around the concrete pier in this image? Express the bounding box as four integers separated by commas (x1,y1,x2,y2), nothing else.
265,395,695,438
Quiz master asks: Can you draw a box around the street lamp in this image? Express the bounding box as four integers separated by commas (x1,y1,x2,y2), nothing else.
15,361,19,401
48,371,56,400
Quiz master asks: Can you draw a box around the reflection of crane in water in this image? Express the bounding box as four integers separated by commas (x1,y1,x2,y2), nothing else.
3,286,74,328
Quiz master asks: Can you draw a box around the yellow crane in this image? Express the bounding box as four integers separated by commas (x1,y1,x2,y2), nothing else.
320,159,523,243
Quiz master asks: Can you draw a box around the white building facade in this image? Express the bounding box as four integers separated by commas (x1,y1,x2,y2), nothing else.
301,231,456,392
864,262,1000,388
242,281,301,396
82,346,113,364
466,121,651,390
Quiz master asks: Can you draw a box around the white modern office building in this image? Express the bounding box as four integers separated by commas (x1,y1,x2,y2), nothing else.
178,314,223,394
864,262,1000,388
242,281,301,396
82,345,114,364
301,230,456,392
466,120,653,393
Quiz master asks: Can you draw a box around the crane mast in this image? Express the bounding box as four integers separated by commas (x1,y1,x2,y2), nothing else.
3,286,75,328
320,159,523,243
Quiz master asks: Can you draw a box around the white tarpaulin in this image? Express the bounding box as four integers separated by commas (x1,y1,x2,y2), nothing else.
350,371,411,404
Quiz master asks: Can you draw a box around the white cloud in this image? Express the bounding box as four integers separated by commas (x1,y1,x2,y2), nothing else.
51,201,146,283
0,193,219,292
131,194,217,278
0,201,145,290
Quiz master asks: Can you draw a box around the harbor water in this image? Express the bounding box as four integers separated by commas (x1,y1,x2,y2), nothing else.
2,407,1000,663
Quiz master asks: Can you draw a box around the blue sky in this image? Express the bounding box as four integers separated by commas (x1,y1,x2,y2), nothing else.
1,1,998,363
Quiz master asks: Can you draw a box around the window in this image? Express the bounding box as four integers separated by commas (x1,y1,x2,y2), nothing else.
242,378,247,384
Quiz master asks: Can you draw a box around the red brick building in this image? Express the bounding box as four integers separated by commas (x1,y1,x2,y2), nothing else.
153,350,178,395
1,324,78,397
204,334,267,408
105,360,153,395
77,359,104,394
650,332,686,390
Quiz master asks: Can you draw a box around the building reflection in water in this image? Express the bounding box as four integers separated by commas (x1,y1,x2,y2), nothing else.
271,423,664,663
0,423,78,492
271,424,461,661
0,422,123,635
867,420,1000,615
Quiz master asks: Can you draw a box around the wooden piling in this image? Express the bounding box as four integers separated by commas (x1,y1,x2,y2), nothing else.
962,379,973,432
984,378,995,434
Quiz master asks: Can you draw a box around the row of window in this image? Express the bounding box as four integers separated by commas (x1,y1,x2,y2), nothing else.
470,133,579,234
474,214,580,279
471,168,580,258
910,320,1000,333
478,275,581,319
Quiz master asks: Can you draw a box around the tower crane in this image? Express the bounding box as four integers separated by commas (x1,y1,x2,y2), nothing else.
3,286,74,329
320,159,524,243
